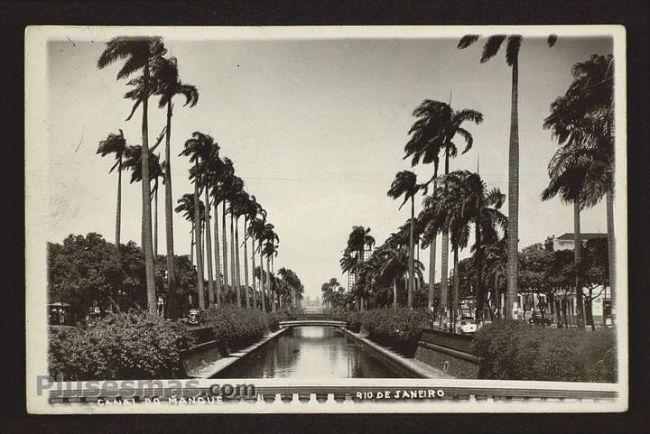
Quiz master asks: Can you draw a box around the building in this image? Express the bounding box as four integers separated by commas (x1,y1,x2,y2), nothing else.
552,232,607,251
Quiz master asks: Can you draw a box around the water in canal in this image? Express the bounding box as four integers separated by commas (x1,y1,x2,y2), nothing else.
215,326,409,378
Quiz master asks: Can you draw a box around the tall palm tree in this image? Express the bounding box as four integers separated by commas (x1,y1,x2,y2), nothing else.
387,170,423,308
225,176,244,305
231,190,251,307
215,158,234,300
243,196,262,309
180,132,215,309
175,193,204,306
156,57,198,318
345,226,375,310
542,144,591,329
456,171,507,322
458,33,557,319
543,54,615,320
261,224,279,311
96,130,128,253
249,215,267,310
98,36,167,314
404,99,482,318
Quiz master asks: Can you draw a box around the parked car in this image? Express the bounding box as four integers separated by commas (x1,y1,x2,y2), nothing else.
528,313,552,326
455,316,477,334
186,309,205,326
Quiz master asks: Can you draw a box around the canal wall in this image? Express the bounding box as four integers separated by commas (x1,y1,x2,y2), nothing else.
343,329,452,379
414,328,481,379
183,328,290,378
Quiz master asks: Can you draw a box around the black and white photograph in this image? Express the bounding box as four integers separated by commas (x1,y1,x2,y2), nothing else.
25,25,627,413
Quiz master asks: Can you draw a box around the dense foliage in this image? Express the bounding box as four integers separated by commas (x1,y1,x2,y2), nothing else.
49,312,195,380
204,306,270,351
472,321,616,382
48,233,198,321
360,308,429,356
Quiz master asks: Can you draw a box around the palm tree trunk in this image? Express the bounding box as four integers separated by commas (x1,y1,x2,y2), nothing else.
408,196,415,309
505,59,520,321
163,101,179,319
213,201,222,306
243,218,250,308
428,235,437,311
440,233,449,322
204,191,215,307
190,226,194,266
606,190,615,323
251,239,257,309
140,61,157,315
153,186,158,258
116,156,122,251
193,168,205,310
574,201,585,329
440,149,450,322
453,246,460,332
393,278,398,309
268,256,275,313
475,212,485,323
222,201,229,300
231,213,240,306
260,249,266,311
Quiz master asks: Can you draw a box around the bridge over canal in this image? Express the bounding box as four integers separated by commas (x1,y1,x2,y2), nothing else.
278,313,346,329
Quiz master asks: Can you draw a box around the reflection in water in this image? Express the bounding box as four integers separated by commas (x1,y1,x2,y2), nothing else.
215,326,406,378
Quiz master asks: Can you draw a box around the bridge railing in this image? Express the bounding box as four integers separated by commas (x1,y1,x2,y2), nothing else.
44,378,621,410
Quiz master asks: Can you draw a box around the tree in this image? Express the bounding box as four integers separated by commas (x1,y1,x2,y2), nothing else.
543,54,615,320
458,33,557,319
98,36,168,314
180,132,216,309
344,226,375,311
155,56,199,318
387,170,423,308
456,171,507,322
404,99,482,318
175,193,205,308
96,130,128,254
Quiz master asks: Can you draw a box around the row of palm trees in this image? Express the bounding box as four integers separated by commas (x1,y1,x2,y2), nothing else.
96,36,302,317
335,40,615,330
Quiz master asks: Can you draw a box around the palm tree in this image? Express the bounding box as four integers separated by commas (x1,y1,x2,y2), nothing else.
215,158,234,300
484,235,508,318
542,144,591,329
260,224,279,311
387,170,423,308
175,193,205,306
180,132,215,309
458,33,557,319
243,196,263,309
225,176,244,305
98,36,167,314
122,145,164,259
96,130,128,253
404,99,483,318
231,190,250,307
249,215,267,310
456,171,507,322
205,148,225,306
376,244,424,309
543,54,615,321
345,226,375,310
156,57,198,318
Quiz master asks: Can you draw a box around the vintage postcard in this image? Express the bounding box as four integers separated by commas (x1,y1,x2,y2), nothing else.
25,25,627,413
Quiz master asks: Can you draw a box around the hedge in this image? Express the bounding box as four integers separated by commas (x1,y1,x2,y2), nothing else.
48,312,195,380
324,307,362,332
472,321,616,382
361,308,428,356
204,305,270,351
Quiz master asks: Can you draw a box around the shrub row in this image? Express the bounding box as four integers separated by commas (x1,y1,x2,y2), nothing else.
48,312,195,381
204,305,270,350
360,308,428,356
472,321,616,382
323,307,362,332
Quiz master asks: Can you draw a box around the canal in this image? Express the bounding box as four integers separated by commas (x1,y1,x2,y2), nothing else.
214,326,412,378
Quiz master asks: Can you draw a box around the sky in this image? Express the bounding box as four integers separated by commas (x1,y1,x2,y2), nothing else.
46,33,613,302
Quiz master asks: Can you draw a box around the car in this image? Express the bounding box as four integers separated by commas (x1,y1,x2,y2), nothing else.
528,313,552,326
456,316,477,334
187,309,204,326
